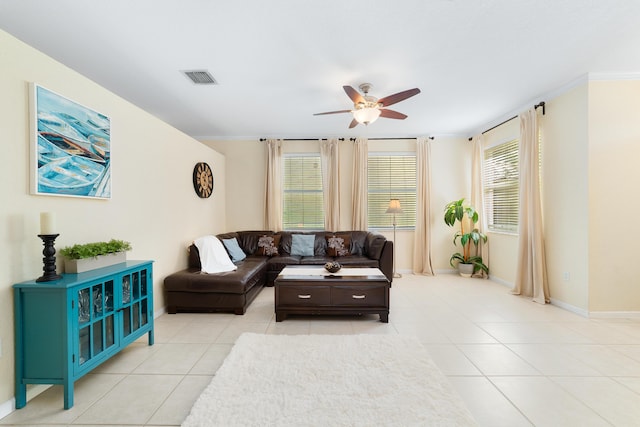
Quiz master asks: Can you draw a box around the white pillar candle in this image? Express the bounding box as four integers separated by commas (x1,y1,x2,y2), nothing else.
40,212,57,235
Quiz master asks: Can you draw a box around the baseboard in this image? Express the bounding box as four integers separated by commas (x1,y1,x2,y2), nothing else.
0,384,54,420
434,269,457,275
588,310,640,319
486,275,513,288
549,298,589,318
0,397,14,421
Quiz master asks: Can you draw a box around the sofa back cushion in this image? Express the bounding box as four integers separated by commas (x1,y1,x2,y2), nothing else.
188,244,201,269
365,232,387,260
334,231,385,259
234,231,276,255
279,231,327,256
216,231,240,241
344,231,366,256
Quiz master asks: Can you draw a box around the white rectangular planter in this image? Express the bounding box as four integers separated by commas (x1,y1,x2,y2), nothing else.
64,252,126,274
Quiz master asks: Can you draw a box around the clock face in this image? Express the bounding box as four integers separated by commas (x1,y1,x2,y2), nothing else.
193,162,213,198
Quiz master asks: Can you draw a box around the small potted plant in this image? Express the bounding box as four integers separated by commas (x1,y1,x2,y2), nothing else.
60,239,132,273
444,199,488,277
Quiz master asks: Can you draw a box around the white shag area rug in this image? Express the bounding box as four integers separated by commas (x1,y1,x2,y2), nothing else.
182,333,476,427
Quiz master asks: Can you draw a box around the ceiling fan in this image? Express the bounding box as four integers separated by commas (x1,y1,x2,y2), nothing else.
314,83,421,128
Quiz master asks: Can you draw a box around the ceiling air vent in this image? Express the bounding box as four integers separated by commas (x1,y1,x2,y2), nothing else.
183,70,218,85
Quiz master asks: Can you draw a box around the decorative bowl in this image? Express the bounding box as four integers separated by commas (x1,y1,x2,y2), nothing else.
324,261,342,273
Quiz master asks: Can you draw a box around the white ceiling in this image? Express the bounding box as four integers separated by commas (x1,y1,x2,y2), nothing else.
2,0,640,140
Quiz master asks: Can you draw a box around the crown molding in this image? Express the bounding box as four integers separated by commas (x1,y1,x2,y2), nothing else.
588,72,640,81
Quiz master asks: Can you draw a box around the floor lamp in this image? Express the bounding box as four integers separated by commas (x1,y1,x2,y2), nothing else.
385,199,403,278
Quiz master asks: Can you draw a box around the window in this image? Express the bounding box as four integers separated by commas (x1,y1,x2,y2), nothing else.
483,139,519,233
367,153,416,229
283,154,324,230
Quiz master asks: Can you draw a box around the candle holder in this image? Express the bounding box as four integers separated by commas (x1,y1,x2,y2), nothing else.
36,234,62,282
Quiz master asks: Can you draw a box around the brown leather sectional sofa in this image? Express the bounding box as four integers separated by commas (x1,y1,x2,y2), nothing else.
163,230,393,315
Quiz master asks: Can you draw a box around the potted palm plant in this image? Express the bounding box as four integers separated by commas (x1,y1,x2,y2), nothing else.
444,198,488,277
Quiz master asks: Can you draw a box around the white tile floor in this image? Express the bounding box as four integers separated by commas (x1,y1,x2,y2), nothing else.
2,274,640,426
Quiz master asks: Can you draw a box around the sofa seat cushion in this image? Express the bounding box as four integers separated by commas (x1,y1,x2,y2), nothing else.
266,255,301,271
333,255,379,268
165,258,267,295
299,256,333,265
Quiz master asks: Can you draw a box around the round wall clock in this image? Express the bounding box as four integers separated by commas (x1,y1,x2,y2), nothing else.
193,162,213,198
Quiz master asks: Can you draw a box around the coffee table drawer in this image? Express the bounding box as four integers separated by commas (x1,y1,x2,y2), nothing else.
331,286,386,306
278,286,331,306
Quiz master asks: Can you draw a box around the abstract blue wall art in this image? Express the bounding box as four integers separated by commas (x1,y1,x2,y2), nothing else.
31,84,111,199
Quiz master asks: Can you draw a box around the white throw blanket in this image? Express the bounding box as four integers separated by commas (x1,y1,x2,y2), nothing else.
193,235,237,274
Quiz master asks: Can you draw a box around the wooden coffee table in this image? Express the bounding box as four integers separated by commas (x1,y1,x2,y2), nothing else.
274,266,390,322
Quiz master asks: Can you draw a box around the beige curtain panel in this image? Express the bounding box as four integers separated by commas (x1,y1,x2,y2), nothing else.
320,138,340,231
351,137,368,230
471,135,489,278
513,109,550,303
412,137,434,275
264,138,283,232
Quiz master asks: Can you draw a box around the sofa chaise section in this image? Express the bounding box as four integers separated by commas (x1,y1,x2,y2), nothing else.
164,251,267,315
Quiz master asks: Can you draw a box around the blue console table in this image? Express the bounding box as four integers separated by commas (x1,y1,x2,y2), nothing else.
13,260,154,409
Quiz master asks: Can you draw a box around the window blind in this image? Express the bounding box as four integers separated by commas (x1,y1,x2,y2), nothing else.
483,139,519,233
283,154,324,230
367,154,416,229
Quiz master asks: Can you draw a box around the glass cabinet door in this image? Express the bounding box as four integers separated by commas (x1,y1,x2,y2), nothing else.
141,269,149,327
120,267,150,339
76,280,116,367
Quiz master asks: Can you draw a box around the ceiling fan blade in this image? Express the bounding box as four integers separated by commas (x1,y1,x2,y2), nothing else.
379,109,408,120
343,85,365,104
377,88,421,107
348,118,359,128
313,109,352,116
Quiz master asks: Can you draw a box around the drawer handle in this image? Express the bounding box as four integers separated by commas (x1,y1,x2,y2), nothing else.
297,294,312,299
352,295,366,299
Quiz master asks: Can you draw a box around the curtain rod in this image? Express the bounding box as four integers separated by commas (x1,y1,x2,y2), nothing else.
259,138,346,142
469,102,545,141
259,137,433,142
348,137,434,141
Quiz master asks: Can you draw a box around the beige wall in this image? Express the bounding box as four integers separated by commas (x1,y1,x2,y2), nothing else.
429,138,473,271
0,30,225,407
588,80,640,313
543,84,590,312
206,139,264,230
205,137,472,274
485,79,640,315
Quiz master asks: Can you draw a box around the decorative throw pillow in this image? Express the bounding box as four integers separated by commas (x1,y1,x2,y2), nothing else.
222,237,247,262
326,234,351,257
256,234,280,256
291,234,315,256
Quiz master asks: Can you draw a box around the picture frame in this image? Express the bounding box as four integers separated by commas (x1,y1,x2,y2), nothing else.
30,84,111,199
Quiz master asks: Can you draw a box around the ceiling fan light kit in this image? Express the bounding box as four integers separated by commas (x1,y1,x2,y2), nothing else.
353,106,381,125
314,83,421,128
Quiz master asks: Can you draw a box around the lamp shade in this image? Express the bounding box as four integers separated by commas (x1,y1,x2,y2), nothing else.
353,107,381,125
385,198,403,214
